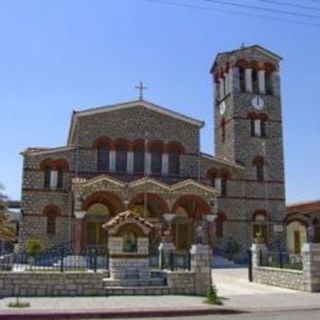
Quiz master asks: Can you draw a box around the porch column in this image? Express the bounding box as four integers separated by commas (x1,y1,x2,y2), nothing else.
245,68,253,93
109,150,116,172
162,153,169,176
127,151,134,174
258,70,266,94
74,211,86,255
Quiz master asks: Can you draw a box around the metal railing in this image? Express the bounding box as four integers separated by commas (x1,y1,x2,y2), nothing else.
259,250,303,270
0,244,109,273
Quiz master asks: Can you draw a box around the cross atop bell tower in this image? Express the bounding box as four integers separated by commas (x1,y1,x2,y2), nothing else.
135,81,147,100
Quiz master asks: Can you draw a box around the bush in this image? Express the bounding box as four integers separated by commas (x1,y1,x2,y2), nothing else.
26,237,42,257
206,284,222,305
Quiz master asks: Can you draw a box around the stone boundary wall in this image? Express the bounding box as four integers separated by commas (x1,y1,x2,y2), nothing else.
165,271,195,295
0,272,106,297
253,267,304,291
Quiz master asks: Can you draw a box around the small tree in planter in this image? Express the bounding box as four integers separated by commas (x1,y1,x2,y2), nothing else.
26,237,42,270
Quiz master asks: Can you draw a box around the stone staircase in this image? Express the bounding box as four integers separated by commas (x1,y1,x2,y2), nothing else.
103,273,170,295
212,255,236,268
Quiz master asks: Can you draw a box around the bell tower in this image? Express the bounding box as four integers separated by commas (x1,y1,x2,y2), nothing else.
210,45,286,249
211,45,284,180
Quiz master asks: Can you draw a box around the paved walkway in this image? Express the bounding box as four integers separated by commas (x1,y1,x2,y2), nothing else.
213,267,320,312
2,268,320,318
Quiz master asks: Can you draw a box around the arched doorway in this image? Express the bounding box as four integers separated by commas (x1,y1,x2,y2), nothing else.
252,210,269,244
286,220,307,254
172,195,212,252
128,193,169,219
82,191,124,252
128,193,169,252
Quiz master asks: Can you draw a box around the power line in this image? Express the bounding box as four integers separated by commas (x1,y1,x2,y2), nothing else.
201,0,320,20
147,0,320,27
259,0,320,11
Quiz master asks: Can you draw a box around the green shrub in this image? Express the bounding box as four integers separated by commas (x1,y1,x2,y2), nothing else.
26,237,42,257
206,284,222,305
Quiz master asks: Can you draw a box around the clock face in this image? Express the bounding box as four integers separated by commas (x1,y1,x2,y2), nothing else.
251,96,264,110
220,101,226,115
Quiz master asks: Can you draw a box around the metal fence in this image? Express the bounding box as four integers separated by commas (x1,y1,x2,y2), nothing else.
259,250,303,270
152,251,191,271
0,245,109,273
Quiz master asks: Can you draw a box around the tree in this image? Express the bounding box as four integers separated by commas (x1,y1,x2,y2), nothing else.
0,183,16,242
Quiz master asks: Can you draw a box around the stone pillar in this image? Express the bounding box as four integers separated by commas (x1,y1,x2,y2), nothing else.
245,68,253,93
162,153,169,176
215,177,222,191
74,211,86,255
302,243,320,292
127,151,134,174
250,243,267,268
158,242,175,270
145,152,151,175
109,150,116,172
258,70,266,94
190,244,212,296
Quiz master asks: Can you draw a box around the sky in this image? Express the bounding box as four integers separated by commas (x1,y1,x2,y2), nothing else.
0,0,319,203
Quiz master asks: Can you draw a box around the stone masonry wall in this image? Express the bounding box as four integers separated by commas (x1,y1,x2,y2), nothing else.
165,271,195,295
0,272,106,297
253,267,304,291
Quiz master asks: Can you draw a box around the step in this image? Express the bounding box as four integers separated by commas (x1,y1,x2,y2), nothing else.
105,286,170,296
103,277,165,287
212,255,235,268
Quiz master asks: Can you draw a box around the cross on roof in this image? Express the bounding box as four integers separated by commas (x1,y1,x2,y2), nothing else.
135,81,147,100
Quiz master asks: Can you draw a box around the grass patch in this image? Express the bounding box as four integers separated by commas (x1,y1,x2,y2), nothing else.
205,284,223,305
8,298,30,308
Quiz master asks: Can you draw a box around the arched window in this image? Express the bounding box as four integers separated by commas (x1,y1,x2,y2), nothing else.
220,169,230,197
221,118,226,143
97,145,109,171
265,72,273,95
44,165,51,188
168,142,184,175
239,67,246,92
133,140,145,174
252,210,268,244
40,159,69,190
149,141,163,174
43,205,61,235
252,156,264,182
94,138,111,171
252,69,259,93
207,168,219,189
114,139,129,172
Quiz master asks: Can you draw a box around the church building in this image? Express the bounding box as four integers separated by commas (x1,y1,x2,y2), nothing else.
19,45,287,258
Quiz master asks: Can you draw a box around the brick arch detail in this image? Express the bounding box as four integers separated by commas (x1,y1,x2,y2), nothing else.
252,209,270,222
128,192,170,214
148,140,165,153
285,216,308,227
82,191,125,215
132,139,145,151
42,204,62,217
39,158,53,170
252,156,265,166
114,138,130,150
39,158,69,171
93,137,114,149
171,194,212,220
166,141,185,154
